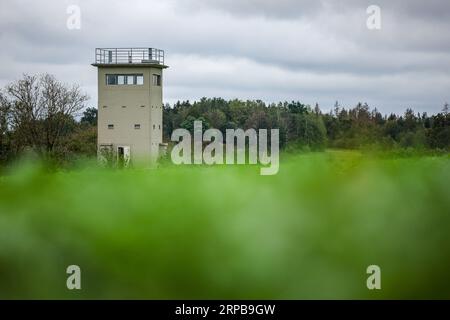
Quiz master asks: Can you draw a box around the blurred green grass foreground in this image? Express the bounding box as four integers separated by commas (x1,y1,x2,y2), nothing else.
0,150,449,299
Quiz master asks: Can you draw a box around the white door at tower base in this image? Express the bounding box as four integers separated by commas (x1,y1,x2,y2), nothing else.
117,146,131,168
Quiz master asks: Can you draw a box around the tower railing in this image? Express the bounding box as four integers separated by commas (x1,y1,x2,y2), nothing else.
95,48,165,65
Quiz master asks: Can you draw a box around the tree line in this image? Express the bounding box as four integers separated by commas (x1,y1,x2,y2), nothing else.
1,74,449,166
164,98,450,151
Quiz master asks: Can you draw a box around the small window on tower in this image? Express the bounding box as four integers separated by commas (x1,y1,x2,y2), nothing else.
136,75,144,85
152,74,161,86
134,124,141,129
106,75,117,85
126,75,135,85
108,124,114,129
153,124,156,129
118,75,125,85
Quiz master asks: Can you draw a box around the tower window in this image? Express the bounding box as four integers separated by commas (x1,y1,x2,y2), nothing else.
108,124,114,129
106,74,144,86
153,124,156,129
134,124,141,129
152,74,161,86
106,74,117,85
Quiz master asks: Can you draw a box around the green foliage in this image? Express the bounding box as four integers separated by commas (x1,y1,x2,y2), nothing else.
80,107,98,127
0,151,449,299
427,112,450,149
66,126,98,158
180,116,210,133
164,98,328,150
321,103,450,151
164,98,449,153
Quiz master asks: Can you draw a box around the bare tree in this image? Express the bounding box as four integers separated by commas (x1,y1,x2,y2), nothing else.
5,74,89,155
0,90,11,161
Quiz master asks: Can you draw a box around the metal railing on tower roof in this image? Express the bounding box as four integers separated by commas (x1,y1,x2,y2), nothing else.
94,48,165,65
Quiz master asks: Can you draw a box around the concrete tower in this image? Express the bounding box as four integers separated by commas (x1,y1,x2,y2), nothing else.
92,47,168,166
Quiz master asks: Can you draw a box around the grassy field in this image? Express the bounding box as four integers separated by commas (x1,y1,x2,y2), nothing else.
0,150,449,299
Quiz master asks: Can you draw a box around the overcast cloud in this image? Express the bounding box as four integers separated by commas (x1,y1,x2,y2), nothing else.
0,0,449,114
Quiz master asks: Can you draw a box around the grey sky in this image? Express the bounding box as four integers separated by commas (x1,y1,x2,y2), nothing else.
0,0,449,114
